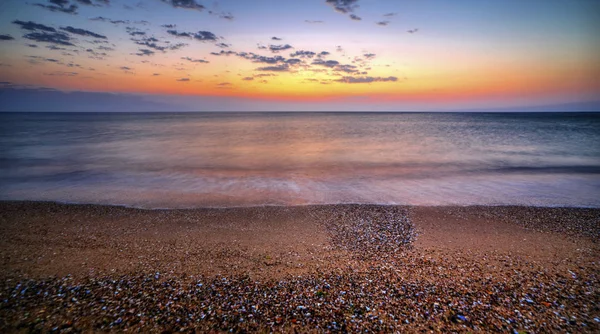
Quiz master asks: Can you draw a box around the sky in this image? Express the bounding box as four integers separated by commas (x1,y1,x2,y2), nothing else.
0,0,599,111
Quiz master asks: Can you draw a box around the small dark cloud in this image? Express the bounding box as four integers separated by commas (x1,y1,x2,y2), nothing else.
305,20,324,24
286,58,302,65
90,17,129,24
161,24,176,28
217,82,231,86
167,30,217,42
181,56,209,63
75,0,110,6
407,29,419,34
0,35,15,41
269,44,293,52
153,73,160,76
220,13,234,20
120,66,133,72
350,14,361,21
194,31,218,41
336,45,343,52
46,45,66,50
27,44,38,47
376,21,389,26
290,50,316,58
216,42,230,48
242,77,253,81
326,0,359,14
312,59,339,68
167,30,192,38
97,45,114,51
24,31,74,46
176,77,190,82
133,36,187,52
335,76,397,84
383,12,397,17
135,49,155,56
256,64,290,72
210,50,236,56
271,36,282,41
44,71,78,76
335,64,358,73
161,0,204,11
61,26,107,39
13,20,56,32
33,1,78,14
319,51,330,57
363,53,376,59
126,27,146,36
86,48,107,58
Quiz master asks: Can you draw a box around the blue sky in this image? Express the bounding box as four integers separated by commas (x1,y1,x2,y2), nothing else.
0,0,599,111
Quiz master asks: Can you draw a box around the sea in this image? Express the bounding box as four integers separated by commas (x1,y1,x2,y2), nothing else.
1,112,599,208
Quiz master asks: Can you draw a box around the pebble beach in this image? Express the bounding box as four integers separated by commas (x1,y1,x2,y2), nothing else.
0,202,598,332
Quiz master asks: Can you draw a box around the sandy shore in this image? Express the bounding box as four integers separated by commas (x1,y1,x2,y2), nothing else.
0,202,598,332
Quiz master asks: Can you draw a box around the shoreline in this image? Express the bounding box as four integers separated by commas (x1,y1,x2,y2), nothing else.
1,201,598,332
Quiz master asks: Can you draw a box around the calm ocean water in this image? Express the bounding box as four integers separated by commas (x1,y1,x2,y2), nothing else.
1,112,599,208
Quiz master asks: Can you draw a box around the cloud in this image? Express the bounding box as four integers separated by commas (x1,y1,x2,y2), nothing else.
181,56,209,63
220,13,234,20
335,76,398,83
210,50,236,56
166,30,192,37
126,27,146,36
256,64,290,72
376,21,389,26
271,36,282,41
90,17,129,24
383,12,397,17
194,31,217,41
285,58,302,65
0,35,14,41
216,42,230,48
161,24,176,28
167,30,218,42
176,77,190,81
13,20,56,32
161,0,204,11
153,73,160,76
319,51,330,57
269,44,293,52
133,36,187,52
312,59,339,68
407,29,419,34
350,14,361,21
334,64,358,73
363,53,376,59
325,0,359,14
238,53,287,64
44,71,78,76
23,31,74,46
33,0,78,14
290,50,316,58
305,20,324,24
61,26,107,39
217,82,231,86
135,49,155,56
242,77,253,81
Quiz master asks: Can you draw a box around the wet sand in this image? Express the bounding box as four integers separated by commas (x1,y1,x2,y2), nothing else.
0,202,598,332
